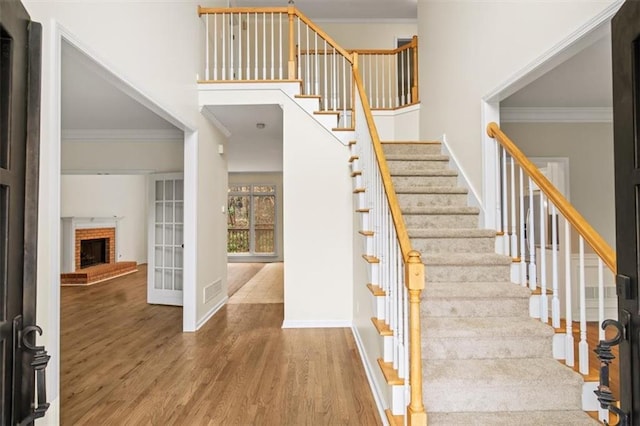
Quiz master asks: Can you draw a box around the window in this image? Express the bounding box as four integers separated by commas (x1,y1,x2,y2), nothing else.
227,184,276,255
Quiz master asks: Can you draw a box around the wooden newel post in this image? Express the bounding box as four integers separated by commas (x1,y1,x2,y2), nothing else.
405,250,427,426
411,35,419,104
287,4,296,79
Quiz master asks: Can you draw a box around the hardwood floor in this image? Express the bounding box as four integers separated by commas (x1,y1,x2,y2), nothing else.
61,265,381,425
227,262,265,296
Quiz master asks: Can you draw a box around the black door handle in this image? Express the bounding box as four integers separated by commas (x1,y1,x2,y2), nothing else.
17,325,50,426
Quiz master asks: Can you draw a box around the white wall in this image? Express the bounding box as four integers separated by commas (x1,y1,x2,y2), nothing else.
199,86,353,325
501,122,615,248
195,116,229,326
373,105,420,141
417,0,618,202
228,172,284,262
319,22,417,49
61,175,148,264
62,140,184,173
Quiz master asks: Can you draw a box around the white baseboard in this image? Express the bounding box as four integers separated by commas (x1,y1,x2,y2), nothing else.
281,319,352,328
195,296,228,331
352,326,389,426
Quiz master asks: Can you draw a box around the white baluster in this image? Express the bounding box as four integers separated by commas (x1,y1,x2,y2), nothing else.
495,143,502,252
296,17,300,83
342,57,347,127
510,157,517,258
314,32,319,94
539,192,548,323
368,55,373,107
578,236,589,375
278,13,282,79
254,13,258,78
246,13,250,79
237,13,242,80
527,178,537,290
204,14,210,80
598,259,605,341
551,204,560,328
565,218,575,367
332,47,336,111
305,24,309,93
229,13,234,79
388,54,393,108
323,39,328,110
262,13,267,79
213,14,218,80
400,49,405,105
519,168,527,286
501,147,509,255
222,14,226,79
270,12,274,79
375,54,379,108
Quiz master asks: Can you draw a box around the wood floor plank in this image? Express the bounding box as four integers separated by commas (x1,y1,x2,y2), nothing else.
61,265,381,425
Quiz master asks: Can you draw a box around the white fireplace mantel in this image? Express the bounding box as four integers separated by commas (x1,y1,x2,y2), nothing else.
60,216,123,273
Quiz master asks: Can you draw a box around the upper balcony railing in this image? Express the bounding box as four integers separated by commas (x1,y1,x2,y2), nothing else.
198,6,419,129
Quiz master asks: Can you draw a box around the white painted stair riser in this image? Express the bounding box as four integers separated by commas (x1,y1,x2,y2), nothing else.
293,97,321,115
313,113,339,131
372,294,385,321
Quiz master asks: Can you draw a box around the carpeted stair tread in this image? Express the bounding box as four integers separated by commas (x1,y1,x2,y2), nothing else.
389,169,457,177
424,281,530,300
424,357,582,388
423,358,584,412
422,253,511,266
402,206,479,215
425,316,554,339
408,228,495,238
394,186,468,194
422,282,531,318
386,154,449,161
426,410,599,425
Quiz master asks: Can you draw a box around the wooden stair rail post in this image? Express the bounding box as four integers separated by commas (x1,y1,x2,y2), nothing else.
288,4,296,79
406,250,427,425
411,35,419,103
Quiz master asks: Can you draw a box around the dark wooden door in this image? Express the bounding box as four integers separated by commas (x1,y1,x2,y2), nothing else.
612,0,640,424
0,0,44,424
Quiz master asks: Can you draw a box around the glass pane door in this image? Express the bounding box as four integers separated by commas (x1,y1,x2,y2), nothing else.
228,184,276,256
148,174,184,305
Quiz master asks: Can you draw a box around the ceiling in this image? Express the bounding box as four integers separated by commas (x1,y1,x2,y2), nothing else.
502,32,612,108
61,40,180,133
204,105,284,172
230,0,418,20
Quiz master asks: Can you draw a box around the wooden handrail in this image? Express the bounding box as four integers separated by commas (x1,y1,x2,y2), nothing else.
487,122,616,272
294,9,353,63
198,6,288,16
352,67,412,260
351,38,417,56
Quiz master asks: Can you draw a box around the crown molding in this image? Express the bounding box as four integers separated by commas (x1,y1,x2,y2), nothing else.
62,129,183,142
501,107,613,123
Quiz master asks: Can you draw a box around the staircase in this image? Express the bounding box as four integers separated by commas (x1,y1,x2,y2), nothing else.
381,141,598,425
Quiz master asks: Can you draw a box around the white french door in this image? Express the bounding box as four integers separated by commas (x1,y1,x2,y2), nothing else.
148,173,184,306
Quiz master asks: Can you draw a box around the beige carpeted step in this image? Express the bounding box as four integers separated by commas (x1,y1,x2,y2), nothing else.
387,155,450,172
381,141,442,156
396,186,468,207
422,281,531,317
423,358,584,412
409,228,496,254
426,410,599,425
402,206,480,229
422,317,554,359
391,169,458,187
422,253,512,282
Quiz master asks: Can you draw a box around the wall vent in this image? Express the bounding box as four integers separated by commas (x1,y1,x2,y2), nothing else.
204,279,223,304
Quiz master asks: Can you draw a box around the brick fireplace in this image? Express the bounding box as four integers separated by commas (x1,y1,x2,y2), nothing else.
75,227,116,270
61,217,137,285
